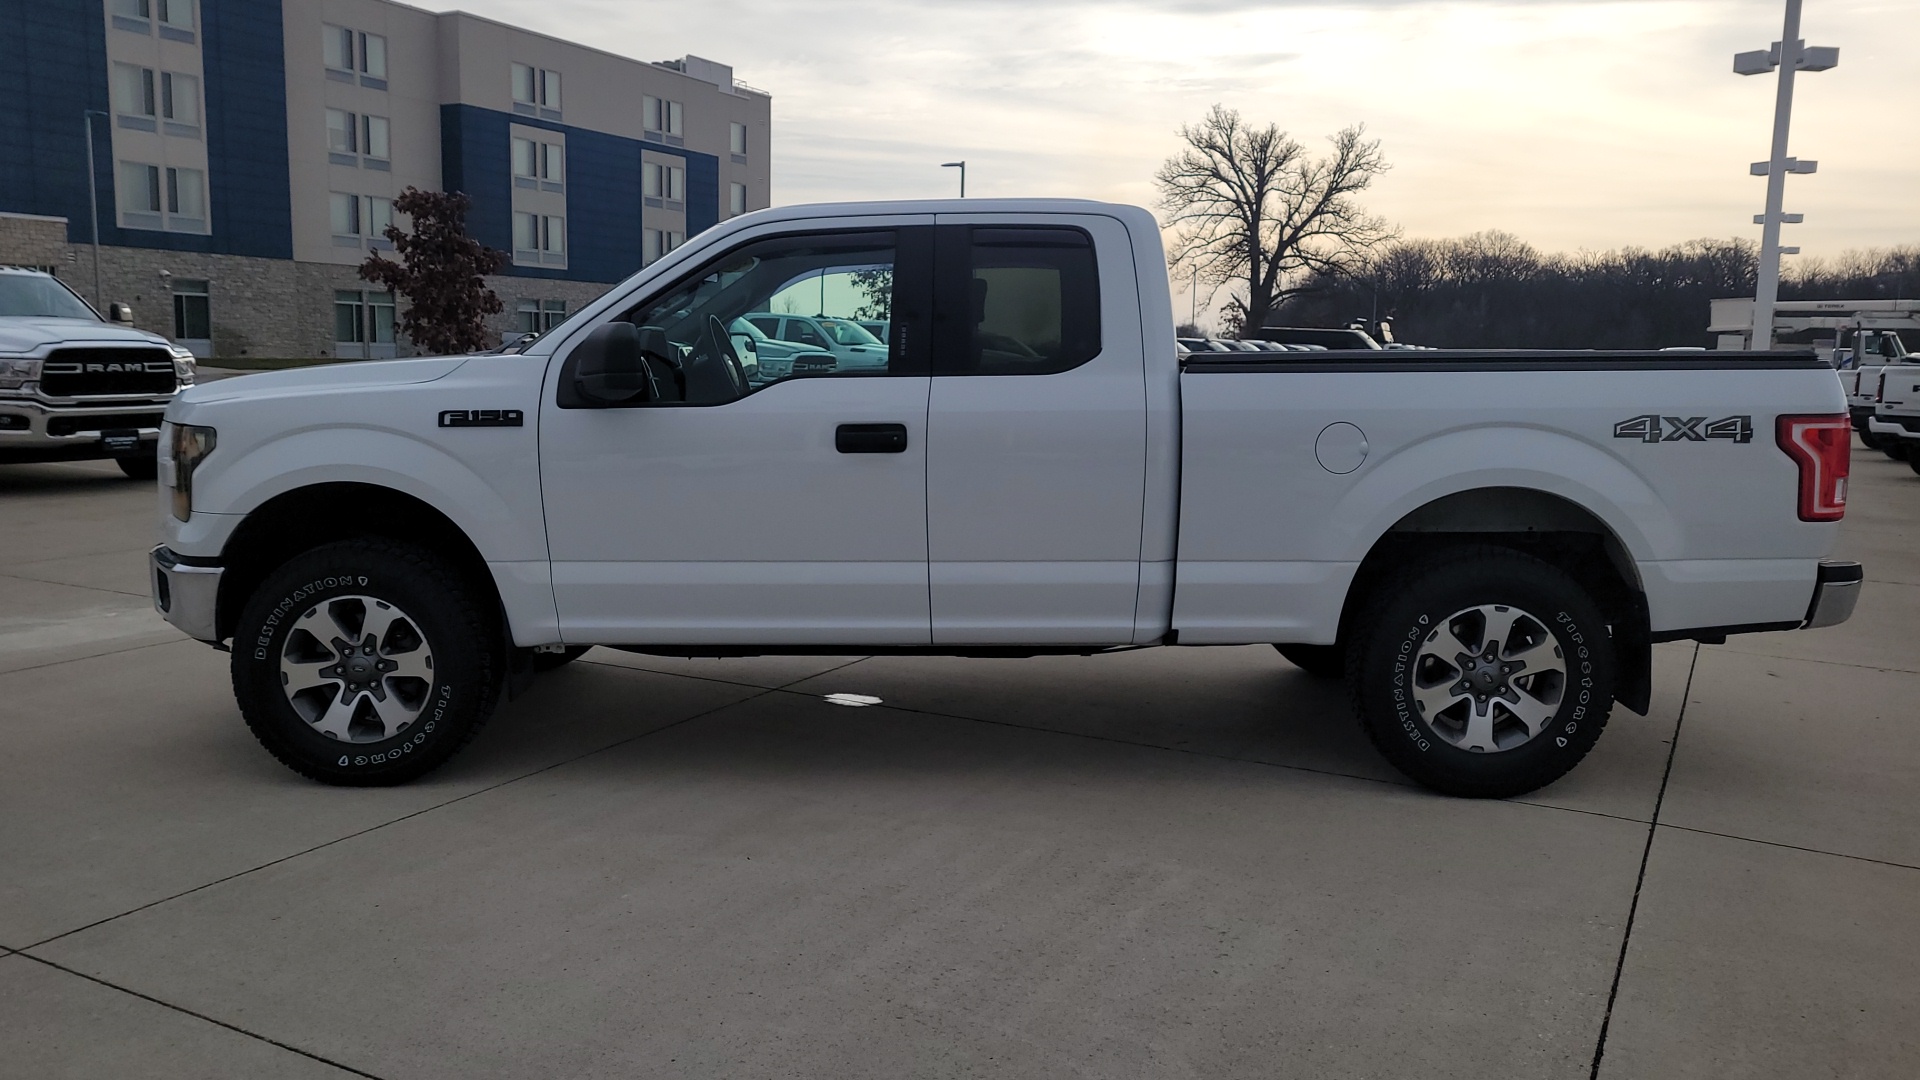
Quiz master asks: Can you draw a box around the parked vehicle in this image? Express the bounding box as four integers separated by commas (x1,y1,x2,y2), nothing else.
742,313,890,371
1872,362,1920,472
150,199,1860,799
1254,325,1384,350
857,320,889,342
726,317,835,382
1,267,195,478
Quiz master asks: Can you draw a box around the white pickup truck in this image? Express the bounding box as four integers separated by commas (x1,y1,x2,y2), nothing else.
149,199,1862,797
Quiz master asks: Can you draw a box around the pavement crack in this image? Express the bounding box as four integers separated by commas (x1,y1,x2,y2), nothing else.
1589,640,1699,1080
11,952,387,1079
0,569,153,600
1652,823,1920,873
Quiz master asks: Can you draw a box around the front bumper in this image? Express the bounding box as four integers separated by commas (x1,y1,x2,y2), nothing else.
150,545,223,643
0,397,167,463
1804,560,1863,630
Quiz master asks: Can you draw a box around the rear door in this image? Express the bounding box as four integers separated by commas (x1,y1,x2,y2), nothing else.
922,215,1149,644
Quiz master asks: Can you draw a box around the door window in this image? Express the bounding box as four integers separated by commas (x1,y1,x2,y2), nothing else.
936,226,1100,375
609,229,929,406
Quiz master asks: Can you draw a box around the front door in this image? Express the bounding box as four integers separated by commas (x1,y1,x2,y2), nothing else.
540,221,936,644
923,216,1149,644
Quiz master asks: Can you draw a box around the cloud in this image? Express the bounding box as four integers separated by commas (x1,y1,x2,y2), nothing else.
449,0,1920,270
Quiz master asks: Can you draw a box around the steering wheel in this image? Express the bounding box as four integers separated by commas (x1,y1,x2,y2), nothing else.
705,316,750,397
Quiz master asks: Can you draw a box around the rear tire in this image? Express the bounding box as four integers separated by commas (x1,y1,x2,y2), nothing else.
1908,451,1920,477
1347,548,1615,798
1275,643,1345,679
116,453,158,480
1887,441,1910,461
230,539,500,785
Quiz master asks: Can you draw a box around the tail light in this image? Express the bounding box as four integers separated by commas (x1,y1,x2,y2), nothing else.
1776,414,1850,522
1875,372,1888,402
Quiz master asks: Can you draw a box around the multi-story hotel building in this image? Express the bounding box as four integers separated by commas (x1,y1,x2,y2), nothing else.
0,0,772,358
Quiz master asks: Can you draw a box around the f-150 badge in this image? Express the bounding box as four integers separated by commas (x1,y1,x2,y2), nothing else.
1612,414,1753,444
438,409,524,428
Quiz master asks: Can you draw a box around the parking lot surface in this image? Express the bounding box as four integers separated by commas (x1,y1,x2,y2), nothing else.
3,446,1916,1078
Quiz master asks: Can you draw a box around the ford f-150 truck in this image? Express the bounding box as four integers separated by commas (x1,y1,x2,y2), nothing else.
2,267,196,477
148,199,1862,797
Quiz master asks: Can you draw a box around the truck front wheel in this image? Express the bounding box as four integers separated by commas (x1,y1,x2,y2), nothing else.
230,539,501,785
1348,549,1615,798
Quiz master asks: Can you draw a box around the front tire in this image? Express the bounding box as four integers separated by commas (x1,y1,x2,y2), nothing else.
1275,643,1345,679
231,539,500,785
1348,548,1615,798
116,453,158,480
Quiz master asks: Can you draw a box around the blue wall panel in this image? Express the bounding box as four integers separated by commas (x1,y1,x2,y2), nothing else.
0,0,291,259
441,103,722,285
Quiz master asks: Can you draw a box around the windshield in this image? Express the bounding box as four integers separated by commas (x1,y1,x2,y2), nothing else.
818,318,882,346
0,275,99,321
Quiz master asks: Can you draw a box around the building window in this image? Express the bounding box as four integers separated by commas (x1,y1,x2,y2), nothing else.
514,213,565,265
110,0,150,22
511,63,561,116
729,182,748,217
730,122,748,156
511,137,563,187
165,167,204,219
330,191,361,241
367,196,393,240
643,162,684,202
158,0,192,31
515,298,568,335
642,228,684,265
363,115,390,162
171,279,210,343
112,64,157,130
334,290,397,357
120,162,162,214
643,96,683,139
325,25,387,85
326,108,357,154
161,72,199,128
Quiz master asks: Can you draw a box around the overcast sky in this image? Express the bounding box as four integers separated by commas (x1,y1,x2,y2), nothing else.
452,0,1917,273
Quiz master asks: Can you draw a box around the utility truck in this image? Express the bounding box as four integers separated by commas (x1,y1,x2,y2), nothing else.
151,200,1861,797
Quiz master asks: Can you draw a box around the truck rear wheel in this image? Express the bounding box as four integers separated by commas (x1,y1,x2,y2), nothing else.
1887,442,1910,461
230,539,500,785
1908,451,1920,477
1348,549,1614,798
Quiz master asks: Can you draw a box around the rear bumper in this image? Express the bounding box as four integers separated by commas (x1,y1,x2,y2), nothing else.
1872,412,1920,437
150,545,223,643
1803,560,1863,630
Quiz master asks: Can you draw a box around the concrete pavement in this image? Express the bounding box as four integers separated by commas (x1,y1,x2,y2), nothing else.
1,447,1915,1078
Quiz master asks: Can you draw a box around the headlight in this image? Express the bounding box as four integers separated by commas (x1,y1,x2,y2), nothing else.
168,423,216,522
168,345,197,386
0,357,39,390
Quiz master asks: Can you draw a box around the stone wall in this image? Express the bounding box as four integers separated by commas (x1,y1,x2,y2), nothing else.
0,213,73,270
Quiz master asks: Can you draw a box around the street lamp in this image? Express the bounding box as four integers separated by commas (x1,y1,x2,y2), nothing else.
940,161,966,198
83,109,110,307
1734,0,1839,350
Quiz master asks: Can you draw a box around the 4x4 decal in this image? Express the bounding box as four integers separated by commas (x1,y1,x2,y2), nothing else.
1612,414,1753,444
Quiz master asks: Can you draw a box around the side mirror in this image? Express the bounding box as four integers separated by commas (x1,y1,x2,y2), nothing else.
570,323,656,406
109,303,134,325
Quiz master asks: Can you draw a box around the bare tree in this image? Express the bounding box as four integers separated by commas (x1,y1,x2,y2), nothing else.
1156,106,1395,332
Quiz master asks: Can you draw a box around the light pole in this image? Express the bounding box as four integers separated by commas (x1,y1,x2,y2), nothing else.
940,161,966,198
1734,0,1838,349
83,109,110,306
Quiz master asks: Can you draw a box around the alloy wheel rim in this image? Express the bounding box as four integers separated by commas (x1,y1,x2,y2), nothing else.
278,595,435,743
1409,604,1567,753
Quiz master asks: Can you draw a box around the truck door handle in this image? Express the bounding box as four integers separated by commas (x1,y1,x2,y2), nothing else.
836,423,909,454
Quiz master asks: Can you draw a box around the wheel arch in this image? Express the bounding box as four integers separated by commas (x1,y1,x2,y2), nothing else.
1341,485,1654,715
215,483,501,644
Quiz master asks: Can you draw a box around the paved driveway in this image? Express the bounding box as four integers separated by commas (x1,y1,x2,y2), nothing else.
2,447,1915,1078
